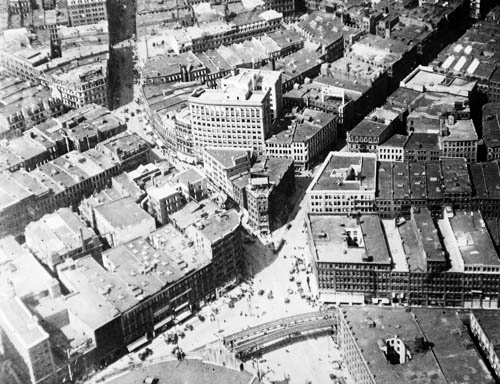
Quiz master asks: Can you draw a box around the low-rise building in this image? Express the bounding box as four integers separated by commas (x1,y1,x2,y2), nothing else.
171,168,207,202
306,152,377,214
0,72,65,139
0,296,57,384
0,135,52,172
96,133,151,172
347,108,402,153
0,148,122,238
24,207,101,272
67,0,107,26
337,307,493,384
307,207,500,307
265,108,337,171
231,157,295,235
440,115,478,162
93,196,156,247
203,147,252,199
295,11,364,62
470,310,500,379
377,134,408,162
404,133,441,162
57,209,242,352
482,103,500,160
146,181,184,225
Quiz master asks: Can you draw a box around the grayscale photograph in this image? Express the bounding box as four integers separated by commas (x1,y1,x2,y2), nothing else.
0,0,499,382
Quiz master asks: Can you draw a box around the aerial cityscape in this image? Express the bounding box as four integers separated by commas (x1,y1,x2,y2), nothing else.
0,0,500,382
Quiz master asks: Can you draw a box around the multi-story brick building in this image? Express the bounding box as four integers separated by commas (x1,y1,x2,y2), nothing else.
0,297,57,384
308,207,500,308
347,108,402,153
203,147,252,199
483,103,500,160
67,0,107,26
93,196,156,247
337,307,493,384
306,152,377,214
25,207,101,272
470,310,500,379
266,109,337,171
57,209,242,351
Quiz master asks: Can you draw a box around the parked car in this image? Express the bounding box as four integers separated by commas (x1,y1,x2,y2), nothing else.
284,297,290,304
184,323,194,331
267,290,273,299
258,289,265,296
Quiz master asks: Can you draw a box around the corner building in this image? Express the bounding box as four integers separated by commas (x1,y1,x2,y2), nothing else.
189,83,272,157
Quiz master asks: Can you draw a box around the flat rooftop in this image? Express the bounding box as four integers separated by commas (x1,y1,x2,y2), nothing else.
94,196,154,229
107,359,262,384
189,209,240,244
482,103,500,148
308,214,391,265
402,66,476,97
25,207,97,256
103,232,210,305
267,108,335,145
189,87,268,106
448,210,500,267
57,256,125,330
471,310,500,352
309,152,377,192
444,119,477,141
0,296,49,349
380,134,408,148
204,147,251,169
349,34,407,66
0,236,56,299
169,199,220,232
341,306,444,384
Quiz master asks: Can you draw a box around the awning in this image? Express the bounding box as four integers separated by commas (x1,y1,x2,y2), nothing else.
174,310,192,324
126,336,149,352
154,316,173,330
174,301,189,313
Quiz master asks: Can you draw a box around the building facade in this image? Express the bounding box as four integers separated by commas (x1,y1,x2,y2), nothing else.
67,0,107,26
189,83,272,157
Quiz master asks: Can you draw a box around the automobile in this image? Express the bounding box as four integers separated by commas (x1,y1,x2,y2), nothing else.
287,288,294,294
296,281,302,287
329,373,337,381
184,323,194,331
144,377,159,384
289,275,295,282
284,297,290,304
131,111,135,117
258,289,265,296
286,223,292,230
300,292,307,299
138,352,147,361
145,348,153,356
228,300,235,308
267,290,273,299
198,314,205,322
